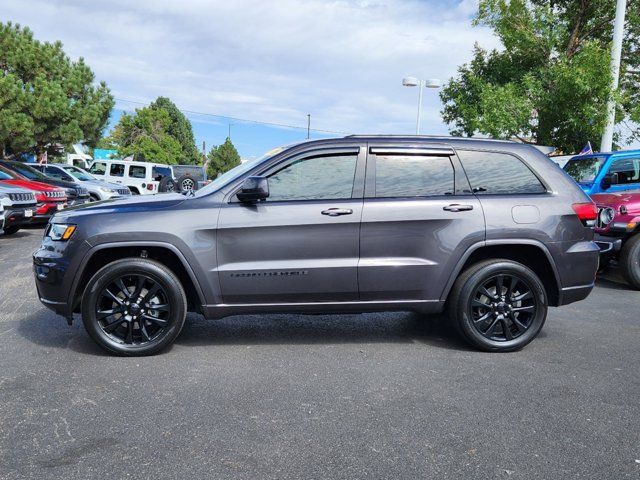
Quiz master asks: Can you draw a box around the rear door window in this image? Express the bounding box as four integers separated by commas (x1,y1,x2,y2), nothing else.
128,165,146,178
457,150,546,194
371,155,454,198
110,163,125,177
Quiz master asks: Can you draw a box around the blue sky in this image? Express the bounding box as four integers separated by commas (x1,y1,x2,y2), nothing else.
5,0,636,158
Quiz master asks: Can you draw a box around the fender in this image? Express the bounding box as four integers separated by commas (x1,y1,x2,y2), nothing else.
439,238,562,302
68,240,207,308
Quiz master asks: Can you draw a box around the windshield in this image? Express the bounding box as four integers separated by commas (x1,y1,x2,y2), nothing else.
62,165,95,181
2,161,48,181
194,146,287,197
0,169,13,180
563,156,607,184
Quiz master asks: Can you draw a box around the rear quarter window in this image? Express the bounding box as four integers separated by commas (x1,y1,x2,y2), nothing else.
457,150,546,194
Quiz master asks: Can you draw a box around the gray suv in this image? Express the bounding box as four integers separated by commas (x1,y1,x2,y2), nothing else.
33,136,599,355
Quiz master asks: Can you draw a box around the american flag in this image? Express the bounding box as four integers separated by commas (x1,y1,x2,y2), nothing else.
577,142,593,156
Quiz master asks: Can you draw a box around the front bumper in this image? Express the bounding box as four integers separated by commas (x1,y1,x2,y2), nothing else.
2,205,36,228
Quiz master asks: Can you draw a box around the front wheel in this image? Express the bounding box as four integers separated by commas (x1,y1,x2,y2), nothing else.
620,234,640,289
448,259,548,352
81,258,187,356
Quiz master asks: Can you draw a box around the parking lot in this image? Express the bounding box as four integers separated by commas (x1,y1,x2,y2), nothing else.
0,228,638,479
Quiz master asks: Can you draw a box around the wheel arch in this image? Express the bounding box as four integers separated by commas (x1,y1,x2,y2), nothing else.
442,240,562,307
70,242,206,313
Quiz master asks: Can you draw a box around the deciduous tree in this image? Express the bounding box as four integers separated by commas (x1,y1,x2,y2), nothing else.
440,0,640,152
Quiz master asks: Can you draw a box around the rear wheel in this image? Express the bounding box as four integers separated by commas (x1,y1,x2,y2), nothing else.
3,226,20,235
448,259,547,352
176,175,197,192
81,258,187,356
620,234,640,289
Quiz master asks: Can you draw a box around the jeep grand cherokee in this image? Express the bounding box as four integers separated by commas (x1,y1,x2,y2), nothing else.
33,136,599,355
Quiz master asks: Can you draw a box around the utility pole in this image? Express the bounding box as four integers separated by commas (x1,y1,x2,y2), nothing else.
228,123,233,141
600,0,627,152
307,114,311,139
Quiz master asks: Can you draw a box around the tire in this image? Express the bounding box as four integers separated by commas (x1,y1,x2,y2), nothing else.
448,259,548,352
89,193,100,202
3,226,20,235
619,234,640,289
158,177,175,193
176,175,197,192
81,258,187,356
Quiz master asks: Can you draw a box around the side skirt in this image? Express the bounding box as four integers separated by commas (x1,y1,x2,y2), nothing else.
202,299,445,319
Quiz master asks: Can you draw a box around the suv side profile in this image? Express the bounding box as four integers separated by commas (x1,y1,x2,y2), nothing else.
88,159,175,195
33,136,599,356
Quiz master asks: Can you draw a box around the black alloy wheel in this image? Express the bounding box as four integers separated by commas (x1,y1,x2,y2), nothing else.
468,273,537,341
82,258,186,355
96,274,171,345
448,259,548,352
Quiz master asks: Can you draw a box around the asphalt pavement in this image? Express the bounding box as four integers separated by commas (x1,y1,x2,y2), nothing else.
0,228,638,479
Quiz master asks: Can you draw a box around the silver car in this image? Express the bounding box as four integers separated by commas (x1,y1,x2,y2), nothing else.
31,164,132,201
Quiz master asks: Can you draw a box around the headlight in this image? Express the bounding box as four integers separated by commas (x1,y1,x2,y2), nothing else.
0,193,9,206
48,223,77,241
599,207,615,225
65,188,75,196
99,187,115,193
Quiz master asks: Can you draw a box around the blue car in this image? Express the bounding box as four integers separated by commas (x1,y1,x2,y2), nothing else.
563,150,640,195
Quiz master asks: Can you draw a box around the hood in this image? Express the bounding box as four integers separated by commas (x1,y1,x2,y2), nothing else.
53,193,187,221
83,180,128,190
0,183,33,194
0,178,64,192
591,190,640,208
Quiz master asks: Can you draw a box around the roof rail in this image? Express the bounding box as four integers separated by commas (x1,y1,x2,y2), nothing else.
343,134,516,143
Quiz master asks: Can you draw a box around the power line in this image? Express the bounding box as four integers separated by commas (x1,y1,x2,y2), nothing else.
114,97,350,135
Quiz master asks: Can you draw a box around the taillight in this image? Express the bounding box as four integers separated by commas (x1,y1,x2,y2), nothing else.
572,202,597,227
147,184,154,191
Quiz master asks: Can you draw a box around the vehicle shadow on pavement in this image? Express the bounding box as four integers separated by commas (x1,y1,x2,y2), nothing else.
17,309,472,354
595,268,635,291
175,312,472,351
17,311,108,356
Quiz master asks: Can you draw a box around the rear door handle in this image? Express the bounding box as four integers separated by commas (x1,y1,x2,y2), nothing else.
321,208,353,216
443,204,474,212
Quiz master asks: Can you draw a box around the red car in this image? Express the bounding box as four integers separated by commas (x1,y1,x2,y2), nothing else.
592,190,640,288
0,165,67,221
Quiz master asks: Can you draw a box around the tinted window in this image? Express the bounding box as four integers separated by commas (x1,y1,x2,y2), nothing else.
129,165,146,178
45,166,72,181
373,155,454,198
152,166,172,181
563,156,606,183
457,150,545,194
89,162,106,175
609,157,640,184
2,162,47,181
267,154,357,201
110,163,125,177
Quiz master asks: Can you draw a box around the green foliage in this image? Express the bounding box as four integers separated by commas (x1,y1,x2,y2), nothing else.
441,0,640,152
206,138,241,179
0,22,114,158
103,96,200,165
103,107,183,164
150,97,201,164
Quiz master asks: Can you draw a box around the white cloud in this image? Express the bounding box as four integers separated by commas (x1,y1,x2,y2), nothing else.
3,0,500,135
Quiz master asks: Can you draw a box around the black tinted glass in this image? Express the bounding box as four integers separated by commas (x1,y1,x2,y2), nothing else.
268,154,357,201
129,165,146,178
609,157,640,184
374,155,454,198
110,164,125,177
457,150,545,194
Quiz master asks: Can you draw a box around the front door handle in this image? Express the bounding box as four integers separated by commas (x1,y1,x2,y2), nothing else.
443,204,474,212
321,208,353,216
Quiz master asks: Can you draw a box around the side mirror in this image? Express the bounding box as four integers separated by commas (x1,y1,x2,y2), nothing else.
601,172,619,190
237,176,269,202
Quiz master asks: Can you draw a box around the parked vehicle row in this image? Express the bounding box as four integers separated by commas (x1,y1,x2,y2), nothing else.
30,164,132,201
86,159,208,195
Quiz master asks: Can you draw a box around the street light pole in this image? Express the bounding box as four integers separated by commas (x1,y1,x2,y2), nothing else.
402,76,441,135
600,0,627,152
